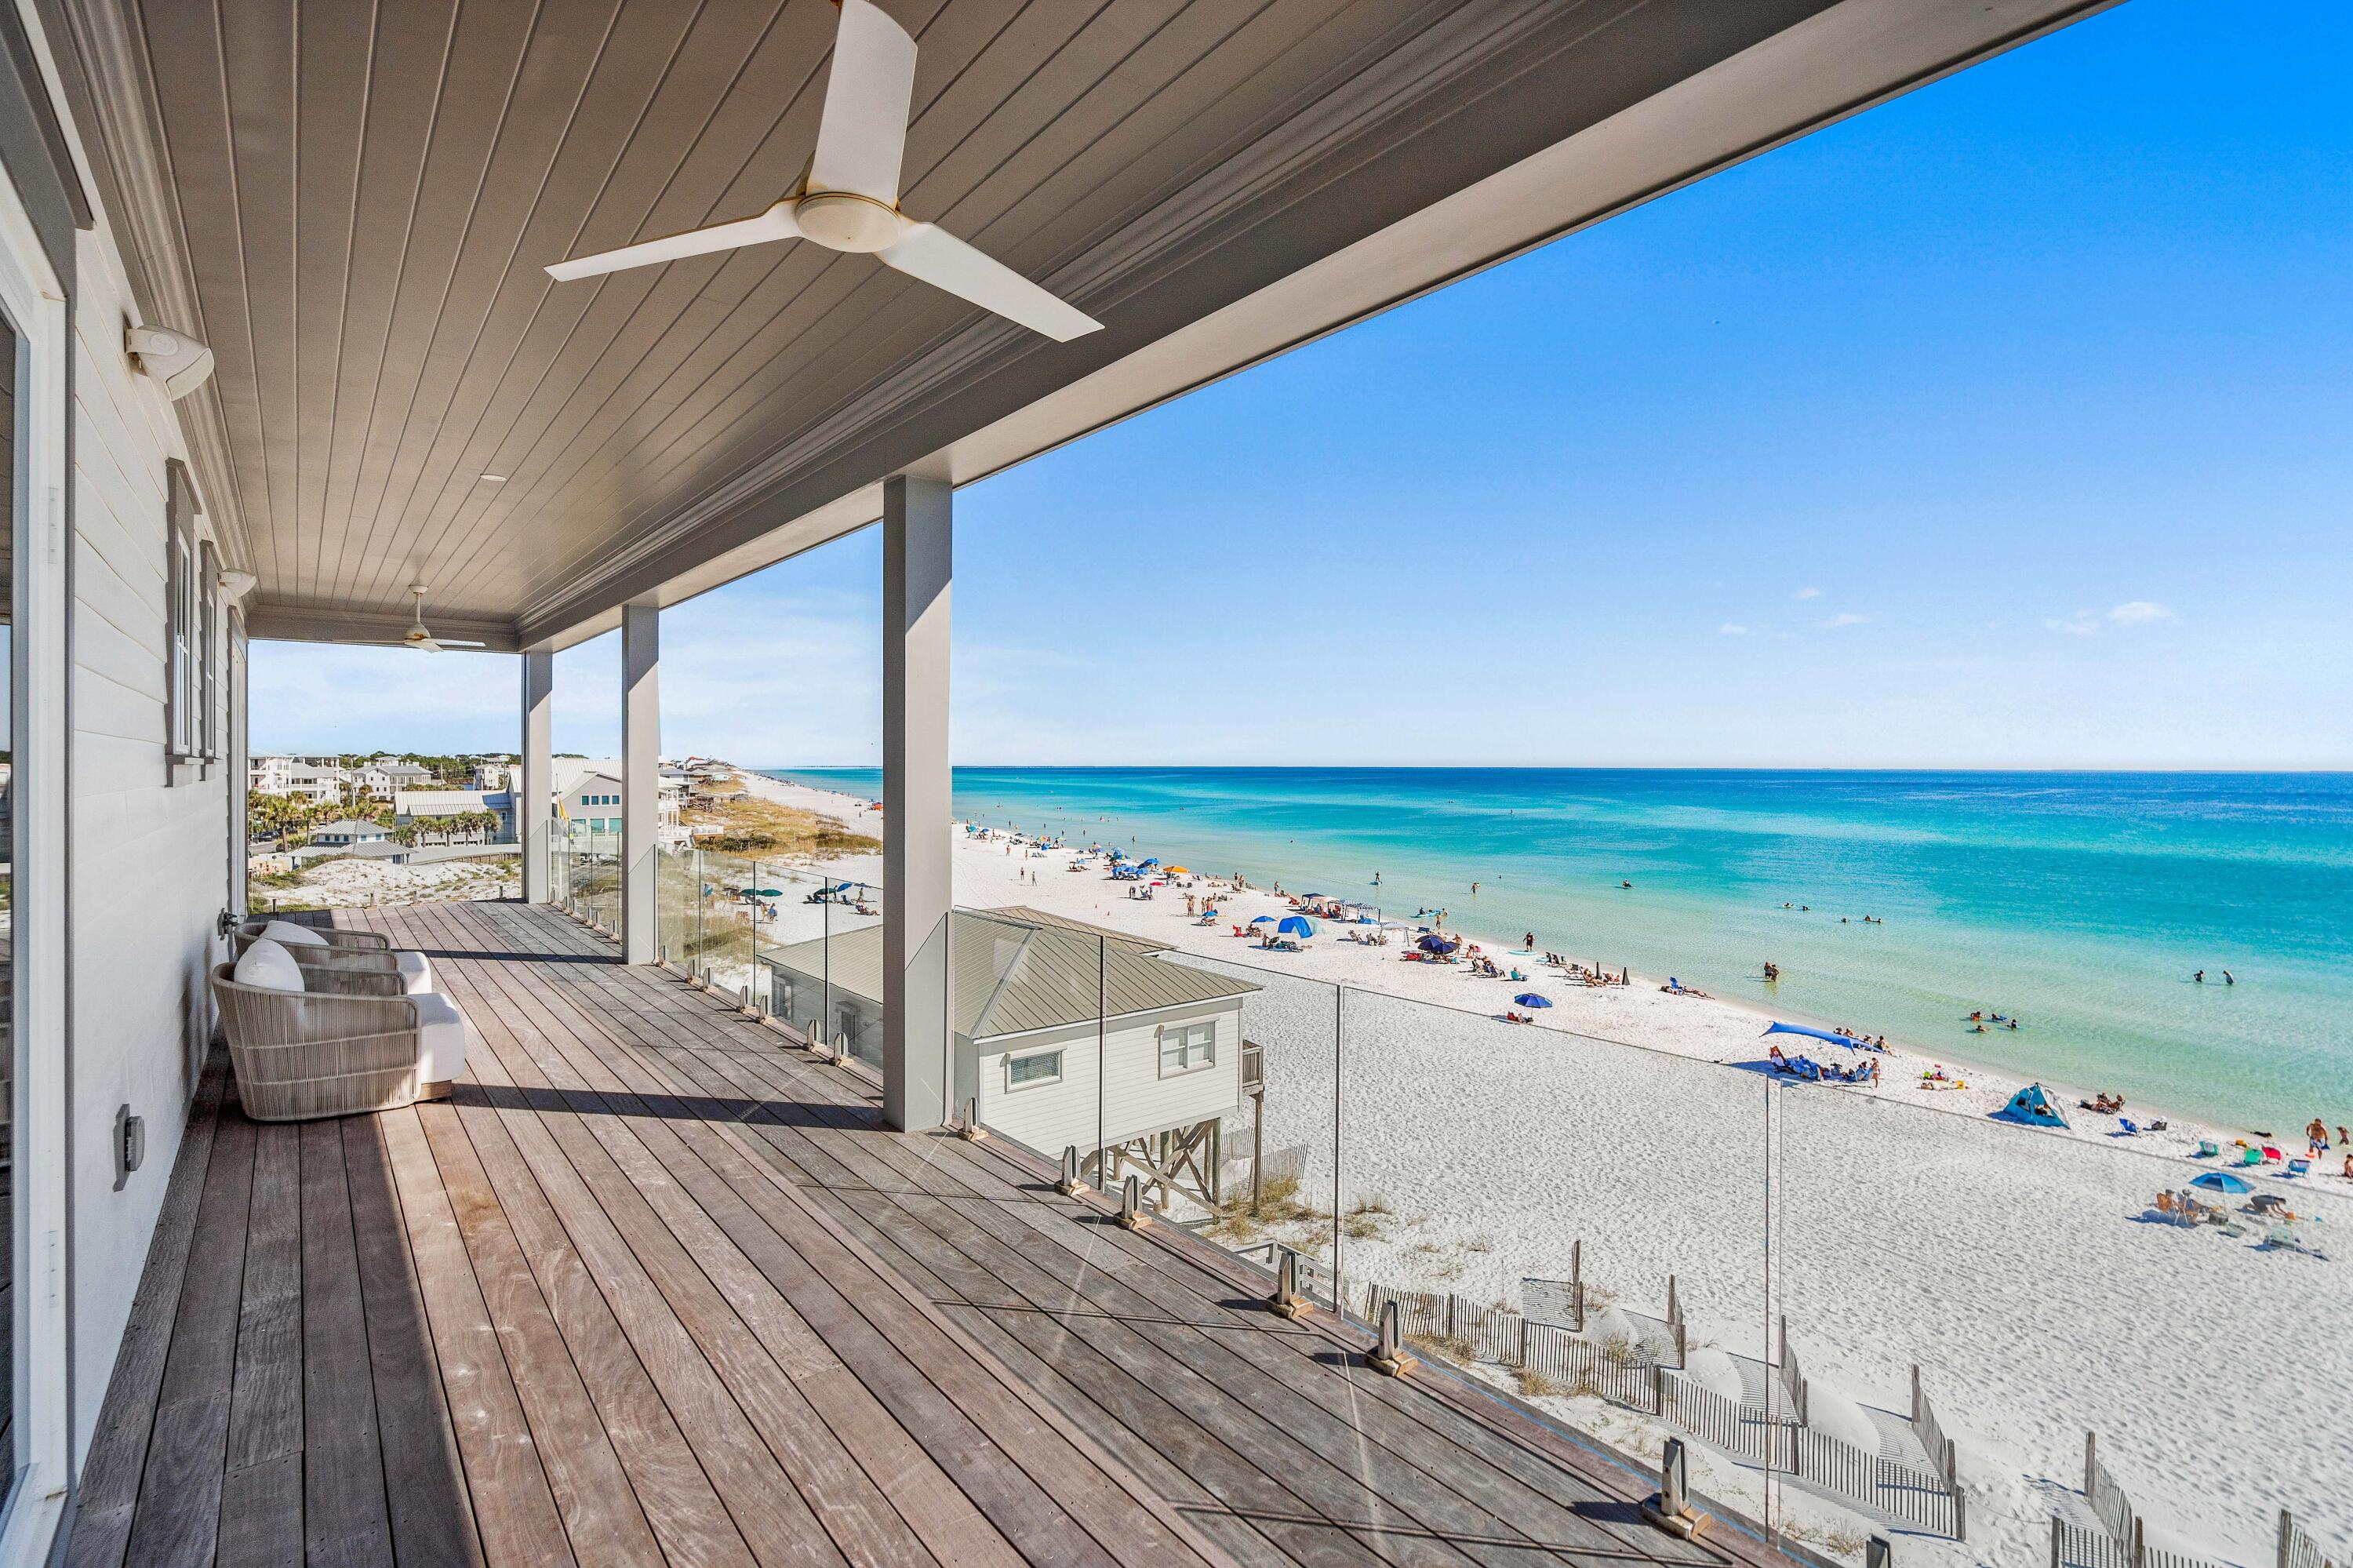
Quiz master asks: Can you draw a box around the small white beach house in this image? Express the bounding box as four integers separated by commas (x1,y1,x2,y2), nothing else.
763,910,1260,1203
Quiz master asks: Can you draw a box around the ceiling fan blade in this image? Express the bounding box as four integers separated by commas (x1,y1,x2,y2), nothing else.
546,202,798,282
875,221,1101,341
435,639,489,649
409,638,442,653
809,0,916,204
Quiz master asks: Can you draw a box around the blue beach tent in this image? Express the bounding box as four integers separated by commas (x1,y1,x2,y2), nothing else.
1276,915,1319,939
1997,1083,2068,1129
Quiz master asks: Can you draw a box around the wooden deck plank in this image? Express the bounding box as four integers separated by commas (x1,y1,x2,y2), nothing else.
298,1115,396,1568
413,1100,668,1568
123,1082,258,1568
218,1119,306,1568
66,1053,230,1568
342,1113,486,1566
375,1106,574,1565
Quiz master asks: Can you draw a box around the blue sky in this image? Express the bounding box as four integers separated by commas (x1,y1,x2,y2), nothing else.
254,0,2352,769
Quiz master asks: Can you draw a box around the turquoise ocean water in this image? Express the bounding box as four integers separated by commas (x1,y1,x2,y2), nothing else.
762,767,2353,1133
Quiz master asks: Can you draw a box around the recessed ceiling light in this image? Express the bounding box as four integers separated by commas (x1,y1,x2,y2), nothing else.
480,473,507,482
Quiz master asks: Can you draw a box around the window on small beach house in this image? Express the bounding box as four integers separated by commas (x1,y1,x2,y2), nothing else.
1159,1020,1216,1075
1006,1048,1063,1091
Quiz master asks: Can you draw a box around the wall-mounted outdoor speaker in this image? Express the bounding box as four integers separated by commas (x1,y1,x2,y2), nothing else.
126,323,217,400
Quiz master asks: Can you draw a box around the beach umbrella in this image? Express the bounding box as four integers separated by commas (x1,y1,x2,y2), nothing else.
1513,993,1551,1009
749,887,783,897
1165,866,1189,875
2188,1172,2253,1195
1249,915,1278,926
1276,915,1319,939
1417,934,1459,954
1139,857,1160,868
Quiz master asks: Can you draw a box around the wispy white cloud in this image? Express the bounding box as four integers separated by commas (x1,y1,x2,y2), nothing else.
1718,623,1750,636
1793,587,1822,600
1820,612,1869,628
2045,601,2175,637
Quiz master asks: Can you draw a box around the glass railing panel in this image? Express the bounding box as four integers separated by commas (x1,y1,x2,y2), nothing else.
813,875,884,1069
736,862,825,1021
1146,945,1341,1302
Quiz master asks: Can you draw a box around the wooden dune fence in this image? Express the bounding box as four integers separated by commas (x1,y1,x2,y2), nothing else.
2062,1435,2234,1568
1353,1279,1965,1539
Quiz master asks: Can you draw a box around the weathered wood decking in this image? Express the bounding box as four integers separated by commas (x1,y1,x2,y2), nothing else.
71,900,1796,1568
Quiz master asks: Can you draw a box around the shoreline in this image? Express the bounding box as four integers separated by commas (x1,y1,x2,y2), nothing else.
736,769,2320,1170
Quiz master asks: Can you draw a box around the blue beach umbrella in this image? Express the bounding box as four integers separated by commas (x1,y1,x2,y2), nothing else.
1418,934,1459,954
2188,1172,2253,1195
1139,857,1160,868
1514,993,1551,1009
1249,915,1278,926
1276,915,1319,939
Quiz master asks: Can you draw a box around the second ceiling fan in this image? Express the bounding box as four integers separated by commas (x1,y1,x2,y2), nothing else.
546,0,1101,342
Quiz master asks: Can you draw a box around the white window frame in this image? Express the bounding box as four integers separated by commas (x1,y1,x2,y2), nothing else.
161,454,207,767
0,150,71,1566
1158,1020,1217,1077
198,538,220,762
1004,1046,1064,1093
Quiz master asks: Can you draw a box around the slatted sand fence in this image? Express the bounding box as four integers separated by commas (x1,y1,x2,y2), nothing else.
1349,1275,1966,1537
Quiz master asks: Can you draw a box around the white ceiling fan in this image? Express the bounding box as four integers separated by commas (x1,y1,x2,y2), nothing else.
544,0,1101,342
368,585,488,653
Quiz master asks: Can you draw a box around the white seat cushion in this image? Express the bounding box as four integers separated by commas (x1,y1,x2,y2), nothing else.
262,919,330,948
233,938,306,992
394,950,435,995
410,991,467,1085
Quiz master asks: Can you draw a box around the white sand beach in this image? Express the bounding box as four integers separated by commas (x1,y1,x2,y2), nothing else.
732,768,2351,1568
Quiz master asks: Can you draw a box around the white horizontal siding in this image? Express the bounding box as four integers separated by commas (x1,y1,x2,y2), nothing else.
66,223,227,1468
977,999,1244,1163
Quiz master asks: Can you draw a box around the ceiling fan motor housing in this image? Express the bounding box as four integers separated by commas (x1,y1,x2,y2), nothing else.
795,191,900,252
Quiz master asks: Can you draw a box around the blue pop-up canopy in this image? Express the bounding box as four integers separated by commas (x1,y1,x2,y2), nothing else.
1996,1082,2068,1129
1764,1021,1859,1050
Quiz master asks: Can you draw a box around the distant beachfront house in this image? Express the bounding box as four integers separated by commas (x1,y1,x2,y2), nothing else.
759,908,1258,1207
249,754,348,804
558,769,625,839
306,818,391,849
396,788,515,842
360,759,436,799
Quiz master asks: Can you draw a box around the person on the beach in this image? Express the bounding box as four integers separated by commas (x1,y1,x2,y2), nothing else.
2310,1119,2331,1157
1524,931,1535,950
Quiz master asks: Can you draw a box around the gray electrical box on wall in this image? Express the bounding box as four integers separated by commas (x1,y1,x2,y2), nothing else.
115,1104,144,1190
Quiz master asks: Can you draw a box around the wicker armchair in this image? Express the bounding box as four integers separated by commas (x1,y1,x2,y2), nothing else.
211,960,467,1122
234,920,435,994
235,919,389,953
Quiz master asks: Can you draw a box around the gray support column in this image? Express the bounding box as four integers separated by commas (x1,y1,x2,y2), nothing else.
622,604,660,963
521,648,554,904
882,475,952,1131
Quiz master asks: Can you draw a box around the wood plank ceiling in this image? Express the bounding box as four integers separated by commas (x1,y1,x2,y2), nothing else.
54,0,1836,643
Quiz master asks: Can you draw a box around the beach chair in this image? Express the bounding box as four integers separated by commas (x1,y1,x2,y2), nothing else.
2118,1119,2141,1137
2287,1159,2311,1177
2238,1147,2264,1167
2195,1140,2219,1158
